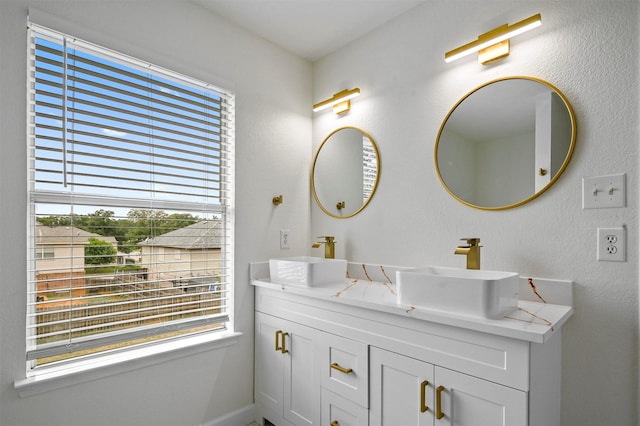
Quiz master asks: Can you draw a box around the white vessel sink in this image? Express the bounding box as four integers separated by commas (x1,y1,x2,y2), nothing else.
269,256,347,286
396,266,519,319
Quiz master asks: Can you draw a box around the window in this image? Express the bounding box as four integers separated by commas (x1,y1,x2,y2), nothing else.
363,135,377,201
26,24,234,370
36,246,55,260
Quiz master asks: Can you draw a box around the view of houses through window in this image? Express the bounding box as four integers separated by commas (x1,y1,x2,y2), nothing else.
27,23,233,368
32,209,226,365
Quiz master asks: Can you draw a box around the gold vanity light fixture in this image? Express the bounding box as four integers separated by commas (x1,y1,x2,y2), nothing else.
313,88,360,114
445,13,542,65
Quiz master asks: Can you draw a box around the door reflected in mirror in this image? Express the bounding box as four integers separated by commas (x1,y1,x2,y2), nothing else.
435,76,576,210
312,127,380,218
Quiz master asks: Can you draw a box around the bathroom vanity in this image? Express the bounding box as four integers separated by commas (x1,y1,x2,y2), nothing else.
251,262,574,426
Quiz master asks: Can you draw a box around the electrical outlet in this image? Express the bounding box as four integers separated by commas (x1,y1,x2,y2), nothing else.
280,229,291,250
597,227,625,262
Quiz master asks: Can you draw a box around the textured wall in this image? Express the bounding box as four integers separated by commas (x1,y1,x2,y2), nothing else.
312,2,638,425
1,1,638,425
0,1,311,425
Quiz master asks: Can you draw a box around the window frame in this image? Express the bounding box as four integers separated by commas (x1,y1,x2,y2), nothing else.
23,22,237,383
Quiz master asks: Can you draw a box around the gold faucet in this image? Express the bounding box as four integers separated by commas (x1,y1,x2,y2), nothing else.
312,236,336,259
454,237,481,270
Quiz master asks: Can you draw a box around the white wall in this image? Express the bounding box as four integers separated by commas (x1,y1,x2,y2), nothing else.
476,131,534,207
2,1,638,425
312,1,638,425
0,1,312,425
438,130,478,204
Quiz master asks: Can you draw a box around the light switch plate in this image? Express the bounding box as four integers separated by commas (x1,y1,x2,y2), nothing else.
582,173,626,209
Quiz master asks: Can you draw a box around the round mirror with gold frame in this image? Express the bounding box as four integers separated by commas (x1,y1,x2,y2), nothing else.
311,126,380,218
435,76,576,210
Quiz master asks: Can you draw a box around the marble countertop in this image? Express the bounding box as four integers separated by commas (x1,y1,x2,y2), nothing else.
250,262,574,344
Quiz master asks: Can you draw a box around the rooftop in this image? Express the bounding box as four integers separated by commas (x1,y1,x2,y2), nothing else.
138,220,222,250
35,223,118,246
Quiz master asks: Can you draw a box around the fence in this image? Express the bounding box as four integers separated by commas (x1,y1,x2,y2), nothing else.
36,281,223,341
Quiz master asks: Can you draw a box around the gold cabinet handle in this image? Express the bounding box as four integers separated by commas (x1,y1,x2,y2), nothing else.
436,385,445,419
281,332,289,354
330,363,353,374
420,380,429,413
275,330,283,352
330,421,340,426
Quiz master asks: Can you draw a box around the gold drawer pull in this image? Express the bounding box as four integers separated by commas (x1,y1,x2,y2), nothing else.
330,362,353,374
331,421,340,426
436,385,445,419
281,332,289,354
420,380,429,413
275,330,283,352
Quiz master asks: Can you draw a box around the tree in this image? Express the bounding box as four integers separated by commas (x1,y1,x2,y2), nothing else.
38,209,202,254
125,209,199,239
37,215,73,227
84,209,117,237
85,238,117,265
161,212,199,233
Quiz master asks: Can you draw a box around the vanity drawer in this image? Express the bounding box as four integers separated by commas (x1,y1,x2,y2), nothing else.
321,388,368,426
319,332,368,407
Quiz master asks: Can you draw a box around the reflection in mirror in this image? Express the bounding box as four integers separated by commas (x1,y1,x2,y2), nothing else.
312,127,380,218
435,76,576,210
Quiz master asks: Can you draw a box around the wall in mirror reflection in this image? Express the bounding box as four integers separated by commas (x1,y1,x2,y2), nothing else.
436,77,575,210
312,127,380,218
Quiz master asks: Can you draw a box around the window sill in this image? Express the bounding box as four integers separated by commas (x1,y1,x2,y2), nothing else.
14,331,242,398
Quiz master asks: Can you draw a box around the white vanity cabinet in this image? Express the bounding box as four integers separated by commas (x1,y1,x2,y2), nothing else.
253,278,572,426
255,310,369,426
255,311,321,426
370,347,527,426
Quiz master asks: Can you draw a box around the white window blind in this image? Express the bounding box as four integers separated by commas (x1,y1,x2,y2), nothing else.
27,24,234,367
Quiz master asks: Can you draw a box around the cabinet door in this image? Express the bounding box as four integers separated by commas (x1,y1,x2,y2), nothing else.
255,312,285,418
256,312,321,426
370,347,434,426
282,319,321,426
435,367,527,426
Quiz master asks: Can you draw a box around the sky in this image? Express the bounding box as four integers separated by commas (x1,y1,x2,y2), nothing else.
32,32,226,218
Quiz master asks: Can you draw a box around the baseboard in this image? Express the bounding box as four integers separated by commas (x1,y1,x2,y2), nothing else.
202,404,255,426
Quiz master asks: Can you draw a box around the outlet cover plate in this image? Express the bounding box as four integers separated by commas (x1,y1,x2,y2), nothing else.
582,173,626,209
597,227,626,262
280,229,291,250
